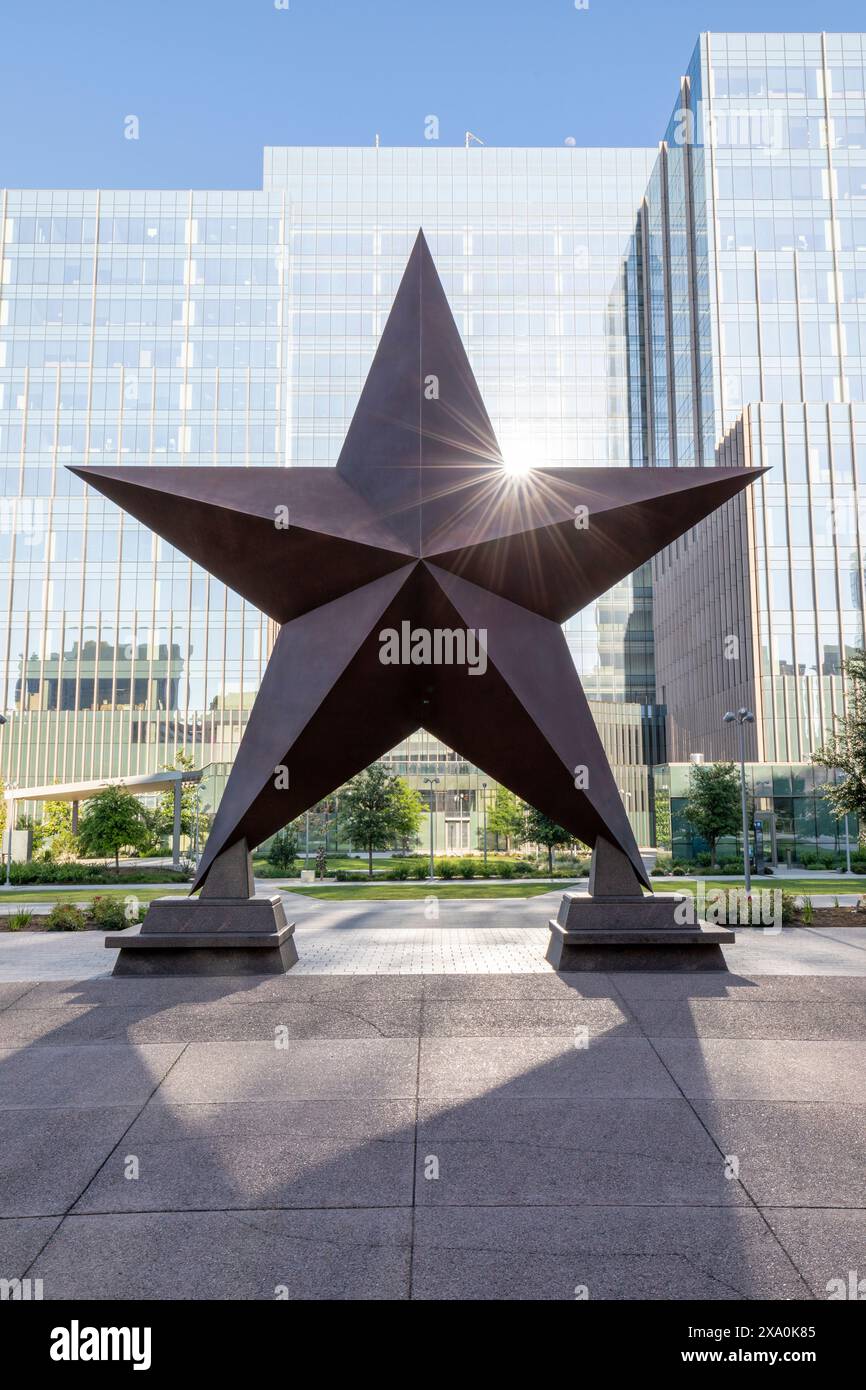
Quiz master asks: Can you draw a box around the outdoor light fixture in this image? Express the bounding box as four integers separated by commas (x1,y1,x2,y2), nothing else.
724,708,756,893
423,775,440,879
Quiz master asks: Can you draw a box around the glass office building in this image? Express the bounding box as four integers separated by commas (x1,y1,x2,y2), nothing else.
3,32,866,856
0,145,659,846
641,33,866,765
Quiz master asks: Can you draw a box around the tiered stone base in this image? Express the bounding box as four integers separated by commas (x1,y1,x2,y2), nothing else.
106,895,298,976
546,890,734,971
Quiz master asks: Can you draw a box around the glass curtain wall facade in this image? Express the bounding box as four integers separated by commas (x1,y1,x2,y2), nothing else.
0,148,660,846
643,33,866,774
8,34,864,852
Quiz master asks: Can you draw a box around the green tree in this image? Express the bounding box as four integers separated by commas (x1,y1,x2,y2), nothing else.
341,766,424,877
155,750,205,850
683,761,742,868
523,807,573,872
268,824,300,874
813,649,866,839
41,801,78,861
77,784,149,874
389,776,425,852
487,786,525,852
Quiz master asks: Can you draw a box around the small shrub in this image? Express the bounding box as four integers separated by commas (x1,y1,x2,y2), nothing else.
801,895,815,925
45,903,87,932
88,896,131,930
458,859,476,879
388,864,409,881
411,863,428,880
671,866,686,877
512,859,533,874
6,909,34,932
439,861,456,880
779,891,798,925
498,862,514,879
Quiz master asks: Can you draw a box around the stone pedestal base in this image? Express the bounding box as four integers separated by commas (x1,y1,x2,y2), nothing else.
546,890,734,972
106,894,298,977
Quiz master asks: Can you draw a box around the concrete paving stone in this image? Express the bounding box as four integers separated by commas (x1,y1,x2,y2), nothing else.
31,1208,413,1300
411,1207,809,1300
693,1101,866,1208
0,999,422,1045
11,974,426,1009
0,1107,140,1217
0,983,37,1013
627,998,866,1041
157,1039,419,1104
3,921,866,980
761,1209,866,1301
610,972,866,1002
420,973,613,1000
723,928,866,976
0,1216,62,1281
0,932,113,981
271,975,427,1001
415,1096,747,1207
420,997,637,1037
418,1036,680,1100
0,1043,183,1110
74,1099,415,1213
654,1039,866,1103
8,977,321,1009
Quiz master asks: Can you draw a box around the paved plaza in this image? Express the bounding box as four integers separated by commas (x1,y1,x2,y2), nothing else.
0,890,863,1301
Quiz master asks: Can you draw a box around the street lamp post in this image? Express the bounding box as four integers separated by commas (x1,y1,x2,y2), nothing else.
4,786,15,890
3,797,11,888
481,781,488,865
0,715,8,888
192,779,202,865
843,812,852,874
723,708,755,894
423,776,440,879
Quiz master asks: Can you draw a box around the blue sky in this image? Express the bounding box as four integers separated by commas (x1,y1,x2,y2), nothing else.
1,0,864,188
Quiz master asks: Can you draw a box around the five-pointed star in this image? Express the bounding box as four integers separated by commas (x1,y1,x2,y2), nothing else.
72,231,762,893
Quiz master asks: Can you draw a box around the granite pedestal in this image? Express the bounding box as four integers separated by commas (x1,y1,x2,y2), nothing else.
546,838,734,972
106,839,298,976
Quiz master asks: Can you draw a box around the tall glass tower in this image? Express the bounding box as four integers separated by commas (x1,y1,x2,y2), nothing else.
639,34,866,770
0,146,660,843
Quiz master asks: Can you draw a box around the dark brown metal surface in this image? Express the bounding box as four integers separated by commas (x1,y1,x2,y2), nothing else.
72,231,764,893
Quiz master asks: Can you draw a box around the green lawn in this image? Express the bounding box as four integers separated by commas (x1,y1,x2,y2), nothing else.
282,874,866,903
0,886,186,907
254,855,409,877
650,877,866,897
283,880,573,901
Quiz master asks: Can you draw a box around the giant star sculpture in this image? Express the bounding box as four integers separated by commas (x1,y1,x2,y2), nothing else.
72,231,761,894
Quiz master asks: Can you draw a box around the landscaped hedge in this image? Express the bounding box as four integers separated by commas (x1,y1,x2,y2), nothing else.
6,860,188,886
